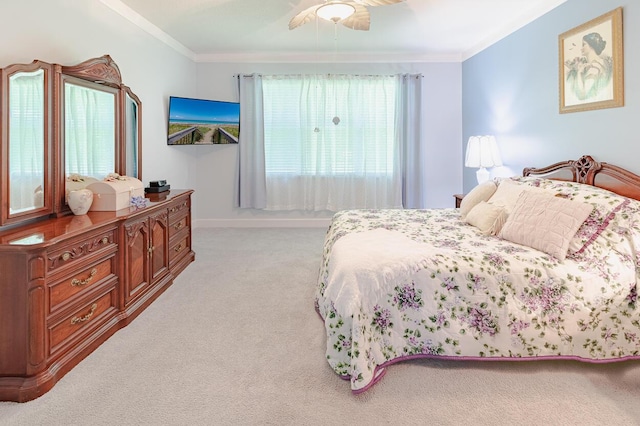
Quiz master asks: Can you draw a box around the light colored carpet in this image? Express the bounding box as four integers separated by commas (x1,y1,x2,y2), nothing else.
1,228,640,425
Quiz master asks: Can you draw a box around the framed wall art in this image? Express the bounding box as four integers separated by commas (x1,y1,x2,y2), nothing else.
559,7,623,114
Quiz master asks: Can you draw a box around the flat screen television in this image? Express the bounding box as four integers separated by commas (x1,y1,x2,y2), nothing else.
167,96,240,145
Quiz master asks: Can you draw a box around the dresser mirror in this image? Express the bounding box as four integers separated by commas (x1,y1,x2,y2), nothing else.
123,88,142,179
1,61,53,227
0,55,141,231
10,70,46,212
63,77,117,181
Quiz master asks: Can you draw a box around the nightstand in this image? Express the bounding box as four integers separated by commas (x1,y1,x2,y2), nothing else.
454,194,465,208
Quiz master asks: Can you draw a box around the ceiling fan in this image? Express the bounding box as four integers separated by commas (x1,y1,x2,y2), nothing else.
288,0,405,31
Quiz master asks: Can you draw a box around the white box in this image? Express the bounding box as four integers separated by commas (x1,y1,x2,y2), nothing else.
86,177,144,211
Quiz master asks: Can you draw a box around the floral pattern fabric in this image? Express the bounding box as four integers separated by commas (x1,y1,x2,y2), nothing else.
316,179,640,393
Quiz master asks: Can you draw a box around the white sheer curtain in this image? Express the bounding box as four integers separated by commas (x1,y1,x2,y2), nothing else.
9,69,45,213
64,83,115,179
237,73,423,211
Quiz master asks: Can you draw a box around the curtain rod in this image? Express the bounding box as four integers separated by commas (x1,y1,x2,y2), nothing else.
234,73,423,78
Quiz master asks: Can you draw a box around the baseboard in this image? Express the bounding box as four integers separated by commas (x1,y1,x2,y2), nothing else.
194,218,332,228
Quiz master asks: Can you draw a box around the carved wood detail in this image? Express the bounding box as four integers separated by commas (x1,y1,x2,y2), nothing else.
125,220,147,242
61,55,122,88
151,210,169,224
47,233,114,270
524,154,640,201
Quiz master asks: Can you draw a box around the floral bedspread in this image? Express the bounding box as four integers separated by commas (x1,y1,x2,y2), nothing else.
316,179,640,393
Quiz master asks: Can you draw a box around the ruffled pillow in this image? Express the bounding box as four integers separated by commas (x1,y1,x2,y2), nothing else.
459,180,498,219
464,201,507,235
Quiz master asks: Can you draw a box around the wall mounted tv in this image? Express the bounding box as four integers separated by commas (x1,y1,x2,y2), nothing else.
167,96,240,145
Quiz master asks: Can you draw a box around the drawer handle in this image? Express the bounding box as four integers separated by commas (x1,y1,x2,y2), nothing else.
61,252,71,261
170,202,187,213
101,237,109,244
173,222,184,230
71,303,97,325
174,244,184,253
71,268,97,287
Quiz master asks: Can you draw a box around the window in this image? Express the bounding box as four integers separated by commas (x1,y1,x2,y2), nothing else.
236,72,423,211
260,74,402,211
263,75,396,176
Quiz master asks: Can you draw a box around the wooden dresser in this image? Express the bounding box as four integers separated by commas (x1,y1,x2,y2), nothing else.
0,190,194,402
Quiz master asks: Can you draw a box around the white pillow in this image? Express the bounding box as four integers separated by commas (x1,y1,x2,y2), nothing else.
498,190,594,261
486,179,527,213
464,201,507,235
459,180,498,219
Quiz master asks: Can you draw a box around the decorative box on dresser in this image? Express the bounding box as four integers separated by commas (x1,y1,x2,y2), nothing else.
0,55,195,402
0,190,194,402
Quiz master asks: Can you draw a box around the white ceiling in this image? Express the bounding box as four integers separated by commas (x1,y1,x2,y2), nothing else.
104,0,567,62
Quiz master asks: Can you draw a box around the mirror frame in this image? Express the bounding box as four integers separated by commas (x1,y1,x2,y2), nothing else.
58,74,120,211
0,55,142,230
55,55,129,215
0,60,54,227
121,86,142,180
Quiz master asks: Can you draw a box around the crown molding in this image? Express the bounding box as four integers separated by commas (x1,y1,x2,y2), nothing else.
99,0,197,61
99,0,567,65
462,0,567,61
194,51,462,64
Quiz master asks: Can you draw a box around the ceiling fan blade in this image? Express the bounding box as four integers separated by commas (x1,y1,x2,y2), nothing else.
340,3,370,31
289,4,322,30
353,0,404,7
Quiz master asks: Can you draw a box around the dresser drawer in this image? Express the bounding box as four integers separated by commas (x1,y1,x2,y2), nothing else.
168,196,190,220
48,255,117,314
168,212,189,240
47,228,117,273
48,285,118,356
169,232,191,267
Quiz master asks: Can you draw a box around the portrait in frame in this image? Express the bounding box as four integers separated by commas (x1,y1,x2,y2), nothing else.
559,7,623,114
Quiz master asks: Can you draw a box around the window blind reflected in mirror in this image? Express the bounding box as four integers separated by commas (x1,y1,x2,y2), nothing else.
9,69,45,214
64,82,116,180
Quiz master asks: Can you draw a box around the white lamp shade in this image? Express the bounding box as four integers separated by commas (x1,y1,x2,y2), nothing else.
465,135,503,168
316,2,356,22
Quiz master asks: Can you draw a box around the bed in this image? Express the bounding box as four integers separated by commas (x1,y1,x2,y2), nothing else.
316,155,640,393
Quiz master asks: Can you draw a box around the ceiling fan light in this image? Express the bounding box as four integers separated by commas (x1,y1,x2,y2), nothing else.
316,2,356,23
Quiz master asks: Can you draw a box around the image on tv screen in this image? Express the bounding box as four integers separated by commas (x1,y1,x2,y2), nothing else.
167,96,239,145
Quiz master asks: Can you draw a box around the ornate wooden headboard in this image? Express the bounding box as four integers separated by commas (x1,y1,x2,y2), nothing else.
523,155,640,201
